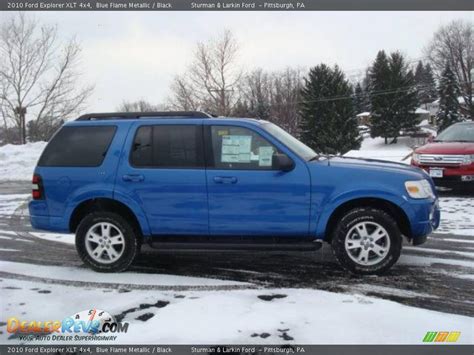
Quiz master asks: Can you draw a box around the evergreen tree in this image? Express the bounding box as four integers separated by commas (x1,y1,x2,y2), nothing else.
353,82,368,114
369,51,419,144
414,61,437,106
299,64,361,155
231,99,253,117
437,63,462,131
422,64,438,104
361,71,372,112
368,51,392,143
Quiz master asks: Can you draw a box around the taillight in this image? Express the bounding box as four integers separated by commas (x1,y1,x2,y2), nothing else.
32,174,44,200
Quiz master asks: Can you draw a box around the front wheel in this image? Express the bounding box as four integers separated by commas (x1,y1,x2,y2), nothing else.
331,208,402,275
76,212,138,272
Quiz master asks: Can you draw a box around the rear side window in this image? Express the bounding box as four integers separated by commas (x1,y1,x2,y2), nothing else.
38,126,117,167
130,125,203,168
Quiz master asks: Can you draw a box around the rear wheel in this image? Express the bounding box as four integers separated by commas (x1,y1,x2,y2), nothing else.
76,212,138,272
331,208,402,275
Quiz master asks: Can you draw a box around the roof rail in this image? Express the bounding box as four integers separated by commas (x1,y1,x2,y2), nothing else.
76,111,213,121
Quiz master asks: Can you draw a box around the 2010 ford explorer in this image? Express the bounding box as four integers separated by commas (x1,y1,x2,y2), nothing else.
29,111,441,275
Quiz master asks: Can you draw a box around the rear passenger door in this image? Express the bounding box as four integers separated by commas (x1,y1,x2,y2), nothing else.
117,122,208,236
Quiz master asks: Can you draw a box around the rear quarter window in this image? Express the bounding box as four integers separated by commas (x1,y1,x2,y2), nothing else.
38,126,117,167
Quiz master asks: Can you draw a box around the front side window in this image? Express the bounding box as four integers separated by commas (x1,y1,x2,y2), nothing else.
38,126,117,167
209,125,279,170
130,125,203,168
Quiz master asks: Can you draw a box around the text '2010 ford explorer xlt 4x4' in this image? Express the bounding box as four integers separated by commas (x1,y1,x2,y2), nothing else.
29,111,441,275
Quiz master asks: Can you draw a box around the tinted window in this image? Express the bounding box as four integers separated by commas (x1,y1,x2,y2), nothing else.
38,126,116,167
209,125,279,170
130,126,152,167
130,125,203,168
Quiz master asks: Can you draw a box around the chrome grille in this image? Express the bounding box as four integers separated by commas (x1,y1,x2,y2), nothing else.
418,154,465,166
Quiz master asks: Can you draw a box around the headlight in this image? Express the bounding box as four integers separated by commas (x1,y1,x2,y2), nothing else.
412,153,420,163
405,179,435,199
461,155,474,165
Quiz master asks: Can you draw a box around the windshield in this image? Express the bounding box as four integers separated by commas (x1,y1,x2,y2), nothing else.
262,122,317,161
435,123,474,143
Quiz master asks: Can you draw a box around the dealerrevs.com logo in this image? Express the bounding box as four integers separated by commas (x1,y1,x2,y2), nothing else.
7,309,129,342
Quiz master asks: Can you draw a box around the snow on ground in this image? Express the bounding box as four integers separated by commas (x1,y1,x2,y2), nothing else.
0,142,46,181
344,136,413,164
0,194,30,216
438,197,474,236
29,232,74,245
1,278,472,345
0,260,250,287
399,254,474,268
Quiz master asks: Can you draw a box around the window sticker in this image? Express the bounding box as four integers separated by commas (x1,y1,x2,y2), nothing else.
221,135,252,163
258,146,274,166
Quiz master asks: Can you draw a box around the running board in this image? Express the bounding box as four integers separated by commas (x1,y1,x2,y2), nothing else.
146,239,323,252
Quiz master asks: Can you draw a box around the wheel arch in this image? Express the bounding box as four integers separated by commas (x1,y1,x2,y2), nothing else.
69,198,145,238
323,197,412,242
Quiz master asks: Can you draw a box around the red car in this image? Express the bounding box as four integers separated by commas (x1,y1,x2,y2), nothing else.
411,122,474,191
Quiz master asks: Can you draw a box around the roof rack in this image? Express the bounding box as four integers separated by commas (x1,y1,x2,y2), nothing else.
76,111,213,121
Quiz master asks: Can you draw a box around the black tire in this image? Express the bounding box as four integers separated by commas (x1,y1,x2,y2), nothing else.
76,212,138,272
331,207,402,275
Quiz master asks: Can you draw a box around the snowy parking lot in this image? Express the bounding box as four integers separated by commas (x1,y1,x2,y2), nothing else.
0,181,473,345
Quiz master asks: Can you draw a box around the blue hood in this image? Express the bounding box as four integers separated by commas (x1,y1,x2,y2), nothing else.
325,156,427,180
306,156,433,201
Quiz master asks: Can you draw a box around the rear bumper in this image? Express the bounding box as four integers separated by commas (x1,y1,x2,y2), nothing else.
29,214,50,231
29,201,69,233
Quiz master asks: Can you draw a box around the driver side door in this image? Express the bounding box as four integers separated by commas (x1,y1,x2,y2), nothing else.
204,123,311,237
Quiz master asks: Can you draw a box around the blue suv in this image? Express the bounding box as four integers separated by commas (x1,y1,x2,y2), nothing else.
29,111,440,274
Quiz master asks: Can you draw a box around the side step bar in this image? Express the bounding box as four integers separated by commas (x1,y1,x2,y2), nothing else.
146,240,323,252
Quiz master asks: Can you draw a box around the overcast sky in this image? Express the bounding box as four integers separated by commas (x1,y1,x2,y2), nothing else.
3,11,472,113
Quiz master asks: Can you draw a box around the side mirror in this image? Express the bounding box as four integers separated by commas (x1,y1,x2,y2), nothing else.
272,153,295,172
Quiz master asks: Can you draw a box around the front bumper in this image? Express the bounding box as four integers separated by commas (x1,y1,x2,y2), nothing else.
412,162,474,191
431,176,474,191
402,198,440,245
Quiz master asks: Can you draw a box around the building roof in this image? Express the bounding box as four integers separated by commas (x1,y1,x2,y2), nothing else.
415,108,430,114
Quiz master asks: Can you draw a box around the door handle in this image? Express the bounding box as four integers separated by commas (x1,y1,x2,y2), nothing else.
213,176,238,184
122,174,145,182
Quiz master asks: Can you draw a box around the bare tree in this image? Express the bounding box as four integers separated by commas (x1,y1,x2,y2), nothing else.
117,99,166,112
168,76,200,111
425,19,473,117
0,13,93,143
270,68,303,135
239,68,273,120
237,67,303,135
169,30,242,116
